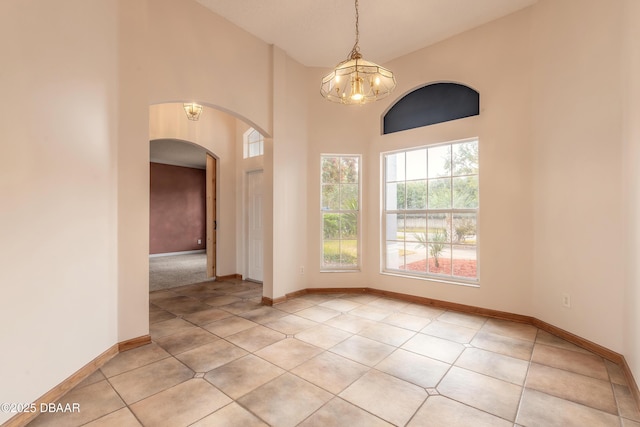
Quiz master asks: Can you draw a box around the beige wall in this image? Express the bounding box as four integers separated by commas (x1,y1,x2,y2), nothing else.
306,8,535,315
271,48,310,298
622,0,640,380
0,1,120,423
146,0,273,137
530,0,625,352
117,0,150,346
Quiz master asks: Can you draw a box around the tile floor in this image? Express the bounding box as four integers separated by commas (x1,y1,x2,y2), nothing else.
27,279,640,427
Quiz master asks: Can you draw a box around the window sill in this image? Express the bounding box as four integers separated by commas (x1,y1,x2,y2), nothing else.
380,270,480,288
320,269,361,273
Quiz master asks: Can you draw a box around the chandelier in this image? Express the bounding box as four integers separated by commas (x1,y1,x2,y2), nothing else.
320,0,396,105
183,103,203,121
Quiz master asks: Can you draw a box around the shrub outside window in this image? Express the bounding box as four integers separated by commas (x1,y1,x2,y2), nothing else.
321,155,360,270
383,139,479,283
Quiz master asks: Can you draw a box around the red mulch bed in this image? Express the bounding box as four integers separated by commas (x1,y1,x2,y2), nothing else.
401,258,476,278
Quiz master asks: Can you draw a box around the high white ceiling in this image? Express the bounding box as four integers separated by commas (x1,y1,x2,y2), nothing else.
195,0,538,68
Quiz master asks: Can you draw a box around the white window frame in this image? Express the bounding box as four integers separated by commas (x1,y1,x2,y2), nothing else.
320,154,361,272
243,128,264,159
382,138,479,286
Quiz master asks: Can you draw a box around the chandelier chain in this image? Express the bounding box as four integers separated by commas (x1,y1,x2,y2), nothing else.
349,0,361,59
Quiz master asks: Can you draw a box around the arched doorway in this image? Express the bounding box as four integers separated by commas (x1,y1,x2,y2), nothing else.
148,101,269,293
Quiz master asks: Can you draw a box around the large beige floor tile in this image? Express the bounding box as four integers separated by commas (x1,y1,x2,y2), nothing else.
535,330,594,355
339,370,427,426
239,306,287,324
76,369,106,389
149,310,176,324
437,311,487,329
324,313,377,333
376,348,450,388
175,339,247,372
149,317,196,339
367,297,409,311
402,333,465,363
264,314,318,335
154,296,213,315
330,335,395,366
531,343,608,380
408,396,512,427
202,295,242,307
455,347,529,385
516,388,620,427
292,351,369,394
182,307,232,325
108,357,193,404
218,299,263,315
190,402,268,427
204,354,284,399
605,359,628,385
130,379,231,427
225,325,285,352
201,316,258,337
614,384,640,421
382,312,431,331
349,304,392,321
358,322,416,346
421,320,478,343
298,397,393,427
438,366,522,421
295,324,352,349
238,373,332,427
100,343,170,378
480,318,538,342
319,298,362,312
83,408,142,427
526,363,617,414
28,380,125,427
154,327,218,355
273,298,316,313
471,330,534,360
399,303,445,319
255,338,324,370
296,305,342,322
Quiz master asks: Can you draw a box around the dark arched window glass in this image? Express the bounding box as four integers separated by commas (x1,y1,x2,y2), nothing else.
383,83,479,134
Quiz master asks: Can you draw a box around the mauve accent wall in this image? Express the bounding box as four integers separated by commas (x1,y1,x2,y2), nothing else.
150,162,206,254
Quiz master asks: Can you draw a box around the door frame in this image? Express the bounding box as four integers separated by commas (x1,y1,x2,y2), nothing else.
206,153,217,278
246,169,264,282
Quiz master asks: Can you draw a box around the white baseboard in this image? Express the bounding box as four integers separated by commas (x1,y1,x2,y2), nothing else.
149,250,206,258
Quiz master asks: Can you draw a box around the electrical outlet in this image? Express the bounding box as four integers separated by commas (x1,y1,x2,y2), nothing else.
562,293,571,308
197,239,202,245
300,266,304,275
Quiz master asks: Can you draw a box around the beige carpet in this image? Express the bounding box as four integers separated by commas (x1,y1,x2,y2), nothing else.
149,252,212,291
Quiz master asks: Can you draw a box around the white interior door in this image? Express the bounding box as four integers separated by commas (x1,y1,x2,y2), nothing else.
247,170,264,282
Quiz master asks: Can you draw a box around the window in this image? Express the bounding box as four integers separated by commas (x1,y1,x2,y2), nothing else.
383,83,479,134
321,155,360,270
243,128,264,158
383,139,479,283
